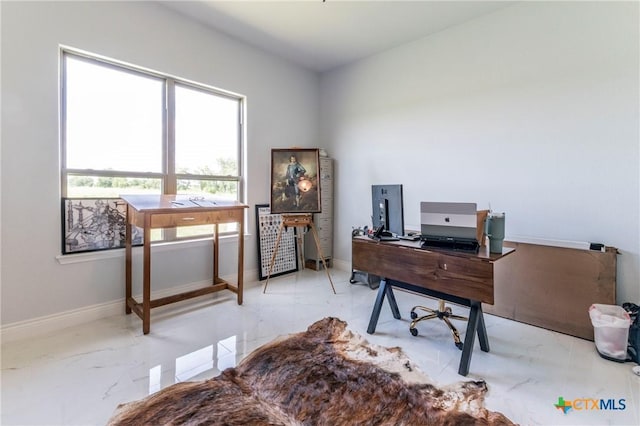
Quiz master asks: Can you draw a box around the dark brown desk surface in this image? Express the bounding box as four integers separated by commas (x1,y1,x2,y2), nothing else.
121,194,248,334
352,237,514,304
352,236,514,261
352,236,515,376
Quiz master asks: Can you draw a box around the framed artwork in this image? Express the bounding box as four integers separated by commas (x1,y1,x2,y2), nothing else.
61,198,142,254
255,204,298,280
270,148,321,214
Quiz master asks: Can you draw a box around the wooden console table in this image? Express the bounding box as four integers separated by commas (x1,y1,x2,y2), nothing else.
488,241,617,340
352,236,515,376
121,195,248,334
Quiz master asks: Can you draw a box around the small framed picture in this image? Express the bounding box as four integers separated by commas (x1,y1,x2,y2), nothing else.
255,204,299,280
61,198,142,254
270,148,321,214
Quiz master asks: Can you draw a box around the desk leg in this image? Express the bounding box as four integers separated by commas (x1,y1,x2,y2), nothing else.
367,279,401,334
125,220,132,315
386,282,401,320
458,301,485,376
476,304,490,352
142,215,151,335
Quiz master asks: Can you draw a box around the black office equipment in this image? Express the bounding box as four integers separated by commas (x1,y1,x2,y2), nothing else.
371,225,399,242
420,202,479,253
421,236,479,253
371,184,404,237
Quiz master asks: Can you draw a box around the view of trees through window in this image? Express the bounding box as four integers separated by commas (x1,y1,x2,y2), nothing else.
61,50,244,240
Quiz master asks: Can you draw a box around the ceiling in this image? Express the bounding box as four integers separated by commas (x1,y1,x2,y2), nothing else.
160,1,516,73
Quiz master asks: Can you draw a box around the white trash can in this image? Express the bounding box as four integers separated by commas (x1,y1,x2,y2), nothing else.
589,304,630,362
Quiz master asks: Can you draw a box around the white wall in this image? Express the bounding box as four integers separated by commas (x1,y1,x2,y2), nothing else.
2,0,638,332
321,1,639,303
1,1,319,325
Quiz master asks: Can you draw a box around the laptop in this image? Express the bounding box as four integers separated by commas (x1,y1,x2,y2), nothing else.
420,202,479,252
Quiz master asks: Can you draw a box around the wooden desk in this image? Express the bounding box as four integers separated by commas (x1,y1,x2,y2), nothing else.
121,195,248,334
352,236,515,376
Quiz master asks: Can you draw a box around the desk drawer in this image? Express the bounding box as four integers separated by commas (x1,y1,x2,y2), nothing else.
352,239,494,304
150,209,243,228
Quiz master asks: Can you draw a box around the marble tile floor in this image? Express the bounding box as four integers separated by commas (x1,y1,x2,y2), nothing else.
2,268,638,425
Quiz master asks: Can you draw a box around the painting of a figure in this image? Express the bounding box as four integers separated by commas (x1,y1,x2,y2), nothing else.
270,148,321,214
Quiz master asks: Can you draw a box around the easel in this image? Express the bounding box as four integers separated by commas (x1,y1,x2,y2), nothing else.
263,213,336,294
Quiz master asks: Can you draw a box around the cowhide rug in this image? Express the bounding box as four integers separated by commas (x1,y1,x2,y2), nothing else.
108,317,515,425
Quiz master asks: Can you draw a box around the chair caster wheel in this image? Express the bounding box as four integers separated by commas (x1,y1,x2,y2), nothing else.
455,342,463,350
410,311,418,320
410,328,418,336
349,279,356,284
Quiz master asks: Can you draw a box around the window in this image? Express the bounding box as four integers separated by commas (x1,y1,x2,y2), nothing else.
61,49,244,240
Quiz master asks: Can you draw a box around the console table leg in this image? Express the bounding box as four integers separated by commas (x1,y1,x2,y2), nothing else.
213,223,219,284
142,215,151,335
125,221,132,315
237,220,244,305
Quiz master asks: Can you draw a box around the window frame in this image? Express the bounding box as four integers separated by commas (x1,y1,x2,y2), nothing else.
60,48,246,240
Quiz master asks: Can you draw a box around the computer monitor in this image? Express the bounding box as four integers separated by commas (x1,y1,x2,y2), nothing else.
371,184,404,236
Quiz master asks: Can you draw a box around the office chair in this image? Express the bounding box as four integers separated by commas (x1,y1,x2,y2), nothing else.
408,211,486,349
409,300,468,350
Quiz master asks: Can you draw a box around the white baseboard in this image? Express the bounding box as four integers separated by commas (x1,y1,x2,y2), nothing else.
1,299,123,344
1,269,259,344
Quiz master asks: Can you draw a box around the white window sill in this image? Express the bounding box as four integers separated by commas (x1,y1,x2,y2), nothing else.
56,233,251,265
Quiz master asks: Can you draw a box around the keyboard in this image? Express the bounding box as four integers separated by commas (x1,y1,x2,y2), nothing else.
420,236,479,253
